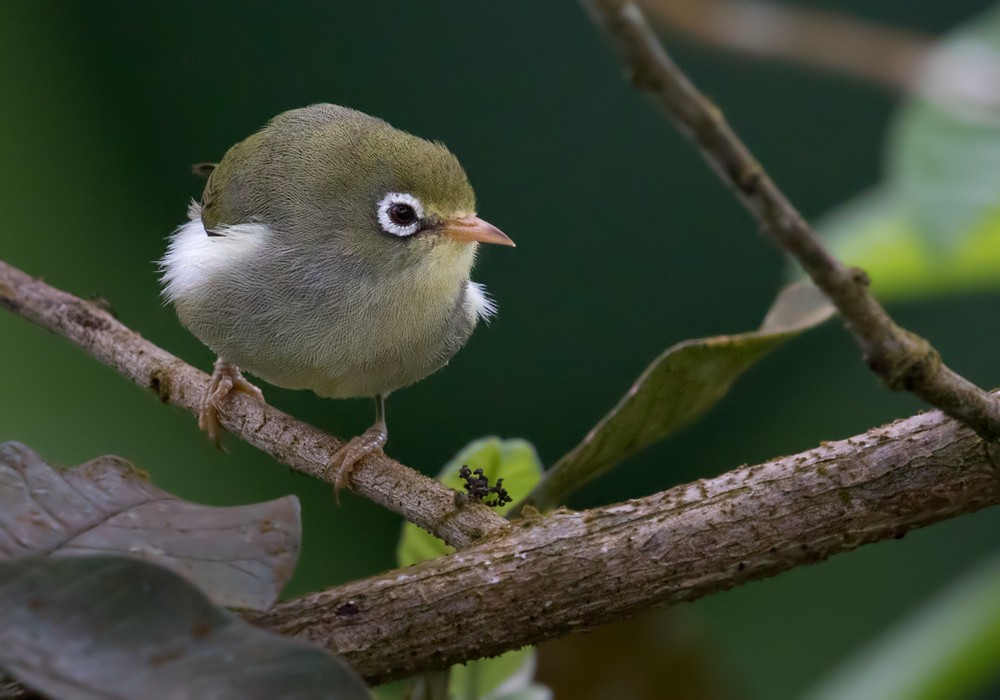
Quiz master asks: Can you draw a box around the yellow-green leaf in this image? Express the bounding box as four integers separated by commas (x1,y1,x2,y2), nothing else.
394,439,548,700
819,190,1000,301
890,6,1000,250
396,437,543,567
450,648,549,700
816,7,1000,300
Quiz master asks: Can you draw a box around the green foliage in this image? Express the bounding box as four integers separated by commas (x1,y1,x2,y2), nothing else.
522,282,834,510
397,437,543,566
819,191,1000,300
450,648,550,700
393,438,549,700
0,556,370,700
819,6,1000,299
804,557,1000,700
891,7,1000,248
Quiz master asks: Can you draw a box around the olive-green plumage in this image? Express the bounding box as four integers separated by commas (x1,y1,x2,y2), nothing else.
161,104,508,403
201,105,475,236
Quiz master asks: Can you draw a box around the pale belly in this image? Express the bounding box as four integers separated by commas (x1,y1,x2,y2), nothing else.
176,280,477,399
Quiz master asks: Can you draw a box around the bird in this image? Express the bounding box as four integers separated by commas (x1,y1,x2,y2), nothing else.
159,103,514,496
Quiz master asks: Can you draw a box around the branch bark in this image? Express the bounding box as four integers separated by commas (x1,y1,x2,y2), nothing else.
0,260,509,549
2,263,1000,686
254,405,1000,684
582,0,1000,442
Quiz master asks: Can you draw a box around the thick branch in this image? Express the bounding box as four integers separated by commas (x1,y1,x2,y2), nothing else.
582,0,1000,441
3,262,1000,688
0,260,509,549
254,406,1000,683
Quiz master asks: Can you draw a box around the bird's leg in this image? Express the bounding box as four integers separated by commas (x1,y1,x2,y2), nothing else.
326,394,388,502
199,357,265,447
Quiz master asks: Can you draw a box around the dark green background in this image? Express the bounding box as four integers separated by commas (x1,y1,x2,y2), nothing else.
1,2,998,698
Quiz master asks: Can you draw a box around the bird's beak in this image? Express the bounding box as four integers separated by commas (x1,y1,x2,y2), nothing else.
440,215,515,247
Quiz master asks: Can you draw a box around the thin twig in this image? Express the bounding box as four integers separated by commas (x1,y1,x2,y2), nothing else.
0,260,509,549
582,0,1000,441
644,0,930,91
253,406,1000,683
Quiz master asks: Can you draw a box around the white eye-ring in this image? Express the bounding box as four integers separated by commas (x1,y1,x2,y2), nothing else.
377,192,424,237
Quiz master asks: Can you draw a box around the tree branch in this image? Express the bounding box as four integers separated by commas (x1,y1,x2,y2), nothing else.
2,265,999,687
254,405,1000,684
0,260,509,549
644,0,930,91
581,0,1000,442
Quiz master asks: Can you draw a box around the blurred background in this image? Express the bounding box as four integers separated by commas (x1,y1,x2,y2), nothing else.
2,1,1000,698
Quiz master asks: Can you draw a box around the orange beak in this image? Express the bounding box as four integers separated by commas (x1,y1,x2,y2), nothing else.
440,215,515,247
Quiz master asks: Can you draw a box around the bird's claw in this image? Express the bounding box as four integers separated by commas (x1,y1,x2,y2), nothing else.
198,358,265,447
326,421,387,503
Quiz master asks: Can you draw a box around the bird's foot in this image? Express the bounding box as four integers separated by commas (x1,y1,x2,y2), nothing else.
198,358,265,447
325,421,387,503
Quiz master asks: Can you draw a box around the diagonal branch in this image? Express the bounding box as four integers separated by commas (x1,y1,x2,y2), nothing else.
0,260,509,549
253,404,1000,683
582,0,1000,442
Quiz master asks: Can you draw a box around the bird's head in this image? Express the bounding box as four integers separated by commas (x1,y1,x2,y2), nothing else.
201,104,513,272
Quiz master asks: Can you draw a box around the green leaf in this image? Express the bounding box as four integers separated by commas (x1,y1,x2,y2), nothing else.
450,648,551,700
0,556,370,700
818,7,1000,299
890,7,1000,249
522,282,835,510
818,190,1000,300
395,439,548,700
494,691,552,700
0,442,300,611
396,437,543,568
803,556,1000,700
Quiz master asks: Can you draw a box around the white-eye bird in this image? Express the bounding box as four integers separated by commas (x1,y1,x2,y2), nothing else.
160,104,514,494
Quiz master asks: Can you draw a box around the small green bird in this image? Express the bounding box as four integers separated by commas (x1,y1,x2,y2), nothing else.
160,104,514,494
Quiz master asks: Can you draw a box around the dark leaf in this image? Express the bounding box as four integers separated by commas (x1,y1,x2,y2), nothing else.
0,442,300,610
0,556,369,700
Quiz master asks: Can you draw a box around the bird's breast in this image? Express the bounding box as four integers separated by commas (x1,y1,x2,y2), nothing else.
276,264,478,397
173,235,480,399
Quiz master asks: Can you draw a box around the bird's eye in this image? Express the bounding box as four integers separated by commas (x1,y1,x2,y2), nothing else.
377,192,424,237
388,203,417,226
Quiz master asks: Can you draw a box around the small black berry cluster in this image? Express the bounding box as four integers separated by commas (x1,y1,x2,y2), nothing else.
458,465,512,508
